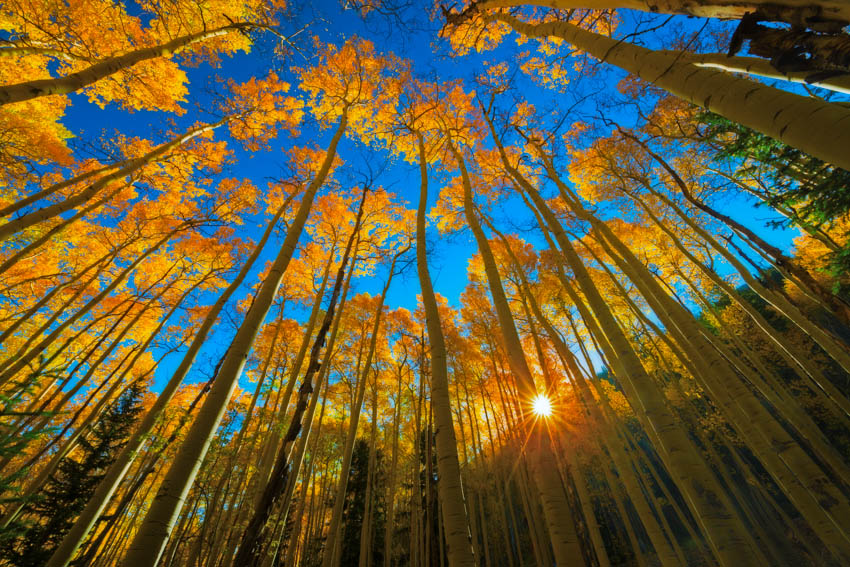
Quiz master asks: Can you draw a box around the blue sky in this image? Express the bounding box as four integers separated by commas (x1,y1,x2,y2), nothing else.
55,1,812,389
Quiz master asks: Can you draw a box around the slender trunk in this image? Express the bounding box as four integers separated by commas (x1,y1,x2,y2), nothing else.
3,273,184,518
0,119,229,241
621,128,850,322
0,162,117,219
571,189,850,560
477,380,518,567
567,448,613,567
623,179,850,416
282,380,330,567
213,250,336,567
686,52,850,95
46,199,289,567
485,107,760,565
201,304,288,566
0,23,259,105
358,383,380,567
384,363,403,567
485,12,850,171
231,180,366,567
0,246,119,345
121,113,348,567
322,254,400,567
0,230,174,388
266,254,357,563
451,140,585,566
413,132,477,566
264,355,337,567
601,459,650,567
0,250,118,369
250,246,336,499
2,298,138,443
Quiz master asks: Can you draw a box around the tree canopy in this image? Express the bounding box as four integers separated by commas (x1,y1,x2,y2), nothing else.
1,1,850,566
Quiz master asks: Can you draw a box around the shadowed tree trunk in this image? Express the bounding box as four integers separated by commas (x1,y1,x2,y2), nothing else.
121,113,348,567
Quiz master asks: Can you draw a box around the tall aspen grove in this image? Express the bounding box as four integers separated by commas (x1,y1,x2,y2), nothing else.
3,0,850,565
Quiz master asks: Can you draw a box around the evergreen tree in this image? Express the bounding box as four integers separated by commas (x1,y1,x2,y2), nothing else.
1,382,144,567
0,373,57,532
698,111,850,279
339,438,387,567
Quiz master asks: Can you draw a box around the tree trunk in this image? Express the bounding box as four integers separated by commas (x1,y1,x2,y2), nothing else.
463,0,850,25
0,23,259,105
282,381,330,567
685,52,850,95
0,230,174,388
231,181,367,567
485,12,850,171
523,178,757,566
323,255,400,567
0,118,229,241
621,128,850,322
451,139,586,566
569,186,850,561
121,113,348,567
46,199,289,567
358,382,380,567
413,132,477,567
383,361,404,567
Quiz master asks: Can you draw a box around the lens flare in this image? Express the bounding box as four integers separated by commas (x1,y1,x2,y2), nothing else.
532,394,552,418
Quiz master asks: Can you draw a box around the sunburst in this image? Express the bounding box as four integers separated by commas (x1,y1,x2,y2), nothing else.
531,394,552,418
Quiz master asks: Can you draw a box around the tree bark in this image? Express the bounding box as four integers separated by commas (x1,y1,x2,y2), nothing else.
463,0,850,25
0,23,258,105
121,113,348,567
46,200,289,567
414,132,477,567
483,12,850,171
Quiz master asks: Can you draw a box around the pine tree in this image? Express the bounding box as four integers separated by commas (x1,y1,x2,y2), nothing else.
339,438,386,567
1,382,144,567
698,111,850,279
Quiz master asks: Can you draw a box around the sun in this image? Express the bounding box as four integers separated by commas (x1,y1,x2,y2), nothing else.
531,394,552,418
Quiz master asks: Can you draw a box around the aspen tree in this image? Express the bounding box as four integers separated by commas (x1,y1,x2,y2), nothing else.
277,257,356,567
617,128,850,321
322,251,403,567
551,158,850,562
457,0,850,23
121,112,348,567
45,197,292,567
0,74,301,243
232,184,368,567
599,168,850,419
413,132,478,566
2,273,184,507
0,229,179,387
247,245,337,505
0,23,273,106
492,226,676,567
358,377,381,567
446,10,850,171
483,110,759,565
282,378,330,567
449,138,587,566
0,121,228,241
383,346,407,567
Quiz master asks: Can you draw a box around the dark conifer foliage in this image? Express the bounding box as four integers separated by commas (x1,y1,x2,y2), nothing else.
1,383,144,567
